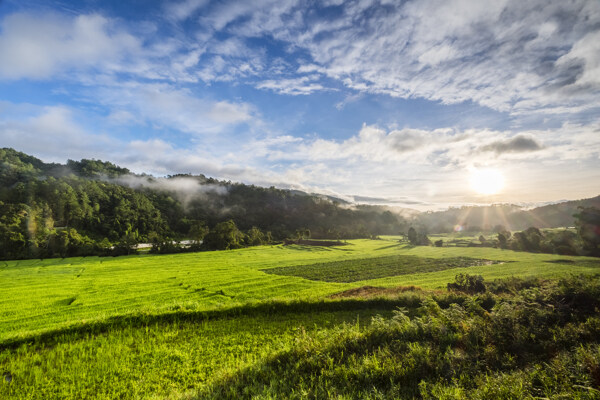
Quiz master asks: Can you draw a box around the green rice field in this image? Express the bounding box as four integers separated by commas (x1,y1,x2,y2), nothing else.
2,237,599,399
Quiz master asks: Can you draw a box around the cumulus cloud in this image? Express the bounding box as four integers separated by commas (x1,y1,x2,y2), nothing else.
248,122,600,188
481,136,544,154
2,102,598,209
0,12,142,79
0,106,118,162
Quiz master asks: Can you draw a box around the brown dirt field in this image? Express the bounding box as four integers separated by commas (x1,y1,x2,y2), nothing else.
329,285,425,299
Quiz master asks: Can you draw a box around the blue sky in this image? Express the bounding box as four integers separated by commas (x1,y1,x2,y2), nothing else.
0,0,599,209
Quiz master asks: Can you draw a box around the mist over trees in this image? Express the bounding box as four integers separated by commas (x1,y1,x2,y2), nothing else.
1,148,598,260
0,148,408,259
414,198,600,233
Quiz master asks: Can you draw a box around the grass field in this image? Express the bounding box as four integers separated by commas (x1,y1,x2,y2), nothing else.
2,238,598,342
2,237,599,399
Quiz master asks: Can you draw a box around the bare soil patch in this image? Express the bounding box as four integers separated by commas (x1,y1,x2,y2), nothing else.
330,285,423,299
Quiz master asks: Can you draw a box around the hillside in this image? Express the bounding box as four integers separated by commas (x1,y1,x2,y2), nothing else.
413,197,600,233
1,147,598,260
0,148,407,259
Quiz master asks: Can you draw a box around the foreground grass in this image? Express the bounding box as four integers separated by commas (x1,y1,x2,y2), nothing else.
199,275,600,399
4,275,598,399
0,307,393,400
2,238,599,341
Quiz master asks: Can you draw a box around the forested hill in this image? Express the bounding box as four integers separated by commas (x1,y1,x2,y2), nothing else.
0,148,407,259
414,196,600,233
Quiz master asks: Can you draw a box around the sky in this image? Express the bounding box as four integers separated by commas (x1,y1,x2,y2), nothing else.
0,0,599,210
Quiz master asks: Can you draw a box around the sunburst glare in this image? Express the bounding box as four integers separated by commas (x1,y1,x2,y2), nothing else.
469,168,505,195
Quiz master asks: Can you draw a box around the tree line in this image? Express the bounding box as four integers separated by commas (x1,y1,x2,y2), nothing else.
0,148,408,259
405,207,600,257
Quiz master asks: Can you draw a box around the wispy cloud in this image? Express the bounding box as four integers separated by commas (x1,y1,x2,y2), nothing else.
256,75,329,95
3,2,597,115
0,2,598,209
188,0,600,115
164,0,209,22
94,82,256,135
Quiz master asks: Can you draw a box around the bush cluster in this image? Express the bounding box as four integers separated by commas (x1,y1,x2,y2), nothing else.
203,274,600,399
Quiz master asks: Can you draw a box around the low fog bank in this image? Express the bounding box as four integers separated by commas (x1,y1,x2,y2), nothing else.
112,174,228,206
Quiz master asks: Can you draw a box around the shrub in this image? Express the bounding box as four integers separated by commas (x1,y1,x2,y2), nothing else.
447,273,486,294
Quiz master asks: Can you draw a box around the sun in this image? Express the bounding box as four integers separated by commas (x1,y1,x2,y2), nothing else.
469,168,505,195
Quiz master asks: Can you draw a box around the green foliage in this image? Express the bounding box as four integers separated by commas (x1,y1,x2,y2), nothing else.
200,275,600,399
407,227,430,246
203,220,246,250
0,149,410,260
575,207,600,256
188,221,209,247
497,231,509,248
5,238,598,343
3,271,600,399
245,226,267,246
447,273,487,294
407,226,417,244
0,308,386,400
415,198,600,233
66,158,130,178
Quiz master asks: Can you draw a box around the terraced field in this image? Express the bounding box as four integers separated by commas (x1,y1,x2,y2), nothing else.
2,238,599,342
2,237,599,399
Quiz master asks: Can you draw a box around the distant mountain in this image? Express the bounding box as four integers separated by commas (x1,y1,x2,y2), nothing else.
413,196,600,233
511,196,600,229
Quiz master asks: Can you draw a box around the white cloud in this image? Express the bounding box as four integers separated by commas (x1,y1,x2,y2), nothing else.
417,43,458,67
0,106,118,162
256,76,328,95
165,0,209,21
201,0,298,33
237,122,600,203
95,83,256,135
2,102,598,208
557,30,600,87
107,110,140,125
193,0,600,115
0,13,142,80
2,1,598,116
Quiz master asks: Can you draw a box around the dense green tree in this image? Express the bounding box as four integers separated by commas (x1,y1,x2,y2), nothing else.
574,206,600,256
203,220,246,250
246,226,267,246
497,232,508,249
188,221,209,247
545,230,578,255
407,227,417,245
